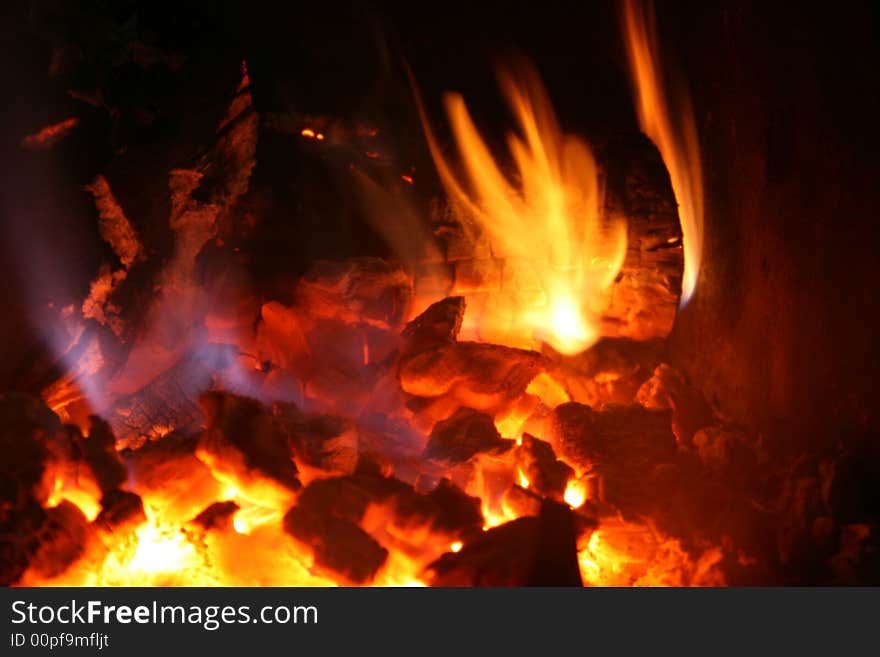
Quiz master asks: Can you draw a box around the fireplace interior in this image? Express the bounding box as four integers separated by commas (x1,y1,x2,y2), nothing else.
1,0,878,586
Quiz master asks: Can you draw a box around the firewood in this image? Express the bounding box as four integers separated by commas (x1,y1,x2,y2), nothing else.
423,407,513,465
196,392,301,501
94,490,146,534
526,500,584,586
108,343,242,448
25,501,92,579
283,506,388,585
272,402,359,475
294,257,412,329
0,393,58,509
425,500,582,586
636,363,716,445
190,501,240,532
401,296,466,356
399,341,547,413
512,433,574,500
545,337,663,409
122,433,223,523
548,402,676,474
426,516,539,586
390,478,483,538
81,416,126,493
502,484,543,518
293,461,412,526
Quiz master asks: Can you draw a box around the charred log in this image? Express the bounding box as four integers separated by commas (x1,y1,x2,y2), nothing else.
197,392,301,499
424,407,513,465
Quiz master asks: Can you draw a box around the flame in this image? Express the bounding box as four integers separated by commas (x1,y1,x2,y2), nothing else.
414,60,627,355
622,0,704,306
577,518,724,586
128,521,198,574
563,478,587,509
449,541,463,553
517,468,530,489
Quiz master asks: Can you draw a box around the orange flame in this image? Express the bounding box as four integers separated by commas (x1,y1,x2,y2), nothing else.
622,0,704,306
414,61,627,355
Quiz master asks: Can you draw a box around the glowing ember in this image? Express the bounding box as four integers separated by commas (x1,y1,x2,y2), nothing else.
21,117,80,150
450,541,463,553
622,0,704,306
415,60,627,355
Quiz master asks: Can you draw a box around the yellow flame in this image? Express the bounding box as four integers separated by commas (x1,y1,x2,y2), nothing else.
517,467,530,489
414,60,627,354
622,0,704,306
450,541,463,553
564,479,587,509
128,521,198,574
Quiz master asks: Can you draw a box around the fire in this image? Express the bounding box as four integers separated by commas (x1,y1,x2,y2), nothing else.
577,518,724,586
414,60,627,355
128,520,197,575
622,0,704,305
563,479,587,509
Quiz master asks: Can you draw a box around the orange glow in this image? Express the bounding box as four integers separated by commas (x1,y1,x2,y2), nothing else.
21,117,80,149
128,520,197,575
517,468,530,489
563,478,587,509
450,541,463,553
46,476,102,521
415,60,627,355
577,518,724,586
300,128,316,138
622,0,704,306
401,174,414,184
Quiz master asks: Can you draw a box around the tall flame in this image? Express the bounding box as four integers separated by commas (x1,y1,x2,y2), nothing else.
413,61,627,355
622,0,704,306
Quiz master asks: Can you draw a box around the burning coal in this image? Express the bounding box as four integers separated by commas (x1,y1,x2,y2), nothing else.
5,9,867,590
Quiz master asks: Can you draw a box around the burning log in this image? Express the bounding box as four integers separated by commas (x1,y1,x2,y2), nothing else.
273,403,359,475
283,505,388,585
0,393,96,585
502,484,543,518
545,337,663,409
423,407,513,465
94,490,146,535
108,343,242,447
81,416,126,494
0,393,61,508
399,341,547,414
23,501,92,580
636,363,715,445
294,257,412,329
548,401,676,473
196,392,301,504
122,433,224,523
512,434,574,501
388,478,483,538
191,501,240,532
401,295,466,355
425,500,582,586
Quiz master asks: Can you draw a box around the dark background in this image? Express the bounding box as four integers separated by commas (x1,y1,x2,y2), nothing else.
1,0,878,480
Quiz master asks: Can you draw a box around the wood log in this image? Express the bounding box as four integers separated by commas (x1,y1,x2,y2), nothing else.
424,499,582,586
